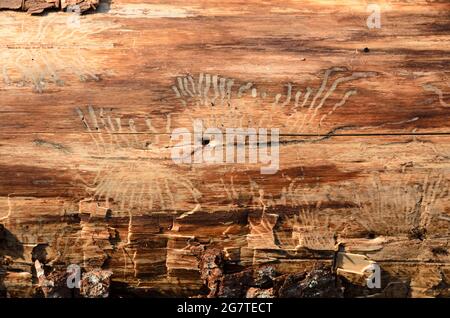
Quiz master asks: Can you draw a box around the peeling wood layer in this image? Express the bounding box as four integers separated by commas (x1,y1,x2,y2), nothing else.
1,0,450,298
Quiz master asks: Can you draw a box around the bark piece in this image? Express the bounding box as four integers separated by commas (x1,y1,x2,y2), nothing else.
276,267,344,298
23,0,58,14
0,0,22,10
246,287,275,298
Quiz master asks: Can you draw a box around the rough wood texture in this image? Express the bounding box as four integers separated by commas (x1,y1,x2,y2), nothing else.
0,0,100,14
0,0,450,298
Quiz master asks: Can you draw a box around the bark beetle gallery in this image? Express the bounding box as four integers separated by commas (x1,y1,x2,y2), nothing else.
0,0,449,298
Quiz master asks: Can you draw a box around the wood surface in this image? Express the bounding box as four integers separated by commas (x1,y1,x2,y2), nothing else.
0,0,450,297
